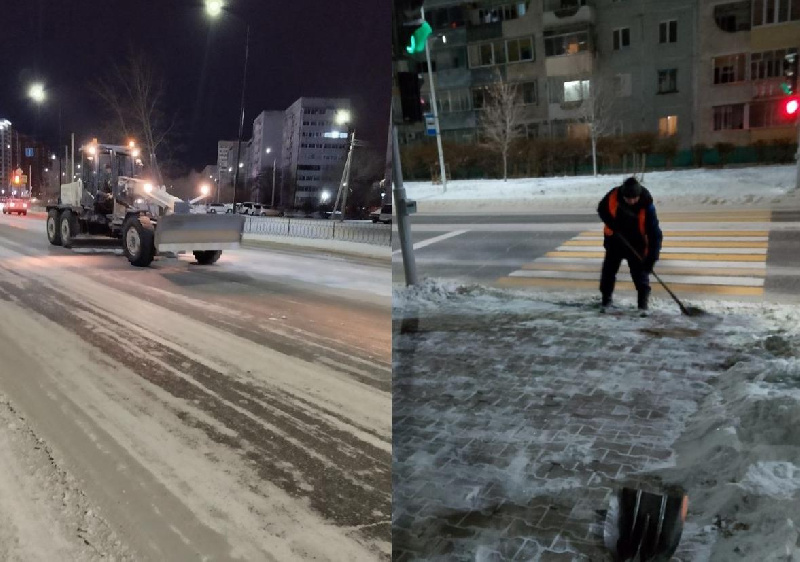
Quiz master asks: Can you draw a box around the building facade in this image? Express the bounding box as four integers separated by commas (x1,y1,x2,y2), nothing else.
0,120,12,190
249,110,284,181
281,97,352,206
695,0,799,147
395,0,799,155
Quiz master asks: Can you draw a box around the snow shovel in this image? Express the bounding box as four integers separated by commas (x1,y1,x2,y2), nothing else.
614,233,705,316
604,487,689,562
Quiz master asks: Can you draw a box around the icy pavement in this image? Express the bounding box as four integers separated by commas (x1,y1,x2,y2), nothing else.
392,280,800,561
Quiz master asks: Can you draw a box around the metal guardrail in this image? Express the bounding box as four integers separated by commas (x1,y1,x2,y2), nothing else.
243,216,392,246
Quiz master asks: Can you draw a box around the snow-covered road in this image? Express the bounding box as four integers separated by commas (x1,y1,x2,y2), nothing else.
0,214,391,560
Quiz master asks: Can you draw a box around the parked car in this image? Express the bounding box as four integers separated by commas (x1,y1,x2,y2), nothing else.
3,197,29,216
206,203,231,214
236,202,261,215
371,204,391,224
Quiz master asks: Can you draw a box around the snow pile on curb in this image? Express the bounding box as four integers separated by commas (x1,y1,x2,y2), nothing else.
404,164,800,212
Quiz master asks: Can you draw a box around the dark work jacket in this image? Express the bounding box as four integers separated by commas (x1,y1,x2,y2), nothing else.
597,186,663,261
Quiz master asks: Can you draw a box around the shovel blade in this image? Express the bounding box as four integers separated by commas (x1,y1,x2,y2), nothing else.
605,487,688,562
155,213,245,252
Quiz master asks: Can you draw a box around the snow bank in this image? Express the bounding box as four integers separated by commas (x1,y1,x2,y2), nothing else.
404,164,800,212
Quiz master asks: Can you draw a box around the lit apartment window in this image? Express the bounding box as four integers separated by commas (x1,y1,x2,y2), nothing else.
657,69,678,93
613,28,631,50
564,80,590,102
713,54,747,84
544,30,590,56
752,0,800,25
658,116,678,136
712,104,745,130
659,20,677,43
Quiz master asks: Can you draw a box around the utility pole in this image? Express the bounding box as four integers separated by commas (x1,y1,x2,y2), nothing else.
271,158,277,208
421,6,447,193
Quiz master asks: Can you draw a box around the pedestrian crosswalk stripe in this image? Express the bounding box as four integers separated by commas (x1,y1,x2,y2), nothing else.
533,257,766,269
509,269,764,287
578,231,769,237
657,211,772,222
558,245,767,254
522,263,767,277
499,226,769,297
546,251,767,261
565,239,768,248
496,277,764,296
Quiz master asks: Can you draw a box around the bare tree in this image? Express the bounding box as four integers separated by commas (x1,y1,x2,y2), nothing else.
93,51,176,183
479,73,525,181
575,76,618,176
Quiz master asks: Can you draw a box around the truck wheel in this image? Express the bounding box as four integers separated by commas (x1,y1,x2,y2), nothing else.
60,210,79,248
122,218,155,267
193,250,222,265
47,209,63,246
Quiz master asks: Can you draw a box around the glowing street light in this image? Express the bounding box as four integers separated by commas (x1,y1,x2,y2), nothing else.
200,184,210,196
205,0,224,17
266,147,272,154
335,110,351,125
28,83,46,104
320,190,330,202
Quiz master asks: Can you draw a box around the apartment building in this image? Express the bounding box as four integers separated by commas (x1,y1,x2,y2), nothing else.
281,97,352,206
696,0,799,146
396,0,799,152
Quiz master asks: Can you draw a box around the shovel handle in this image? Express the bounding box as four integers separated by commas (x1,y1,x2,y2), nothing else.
613,233,691,316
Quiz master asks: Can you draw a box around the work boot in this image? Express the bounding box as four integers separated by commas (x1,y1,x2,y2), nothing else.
637,291,649,311
601,294,613,308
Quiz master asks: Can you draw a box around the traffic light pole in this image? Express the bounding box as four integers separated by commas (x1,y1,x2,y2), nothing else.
421,7,447,193
392,125,418,286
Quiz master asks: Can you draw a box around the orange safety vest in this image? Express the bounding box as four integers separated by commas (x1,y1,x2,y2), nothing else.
603,188,649,257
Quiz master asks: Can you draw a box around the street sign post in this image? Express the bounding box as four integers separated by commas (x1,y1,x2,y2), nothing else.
424,113,436,136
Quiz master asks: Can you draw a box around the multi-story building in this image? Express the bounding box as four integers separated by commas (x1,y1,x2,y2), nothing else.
216,140,236,186
395,0,798,156
281,97,352,206
0,120,12,189
249,110,284,181
695,0,799,147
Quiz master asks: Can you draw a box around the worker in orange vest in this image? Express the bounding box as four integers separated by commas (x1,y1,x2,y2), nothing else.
597,177,663,310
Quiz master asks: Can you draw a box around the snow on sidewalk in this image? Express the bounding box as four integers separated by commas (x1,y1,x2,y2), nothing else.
404,164,800,213
392,280,800,561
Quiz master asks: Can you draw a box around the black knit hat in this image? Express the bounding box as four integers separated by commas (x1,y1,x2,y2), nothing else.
620,177,643,198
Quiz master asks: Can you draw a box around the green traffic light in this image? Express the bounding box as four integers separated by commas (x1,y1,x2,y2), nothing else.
781,82,793,95
406,21,432,55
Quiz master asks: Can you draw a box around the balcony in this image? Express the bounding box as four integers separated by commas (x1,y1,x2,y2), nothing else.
543,1,595,29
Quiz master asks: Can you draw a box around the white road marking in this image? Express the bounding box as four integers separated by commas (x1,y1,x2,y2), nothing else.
533,257,767,269
557,245,767,255
392,230,469,255
509,269,765,286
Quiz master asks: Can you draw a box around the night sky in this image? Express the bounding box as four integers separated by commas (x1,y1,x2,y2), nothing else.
0,0,389,173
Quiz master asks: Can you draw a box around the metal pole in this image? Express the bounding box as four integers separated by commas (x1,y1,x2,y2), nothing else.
392,125,417,286
231,24,250,213
339,130,355,222
795,114,800,190
71,133,75,179
422,6,447,193
271,158,276,208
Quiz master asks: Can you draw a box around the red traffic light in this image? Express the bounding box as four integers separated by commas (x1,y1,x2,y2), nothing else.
785,96,800,117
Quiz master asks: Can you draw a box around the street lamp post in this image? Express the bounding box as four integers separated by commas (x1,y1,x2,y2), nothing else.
206,1,250,212
266,147,277,208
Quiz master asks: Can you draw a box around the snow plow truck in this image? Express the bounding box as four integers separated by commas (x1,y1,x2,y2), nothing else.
46,141,244,267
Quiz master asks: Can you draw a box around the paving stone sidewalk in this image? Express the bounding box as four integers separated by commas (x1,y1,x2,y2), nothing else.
392,301,745,561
